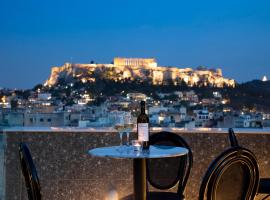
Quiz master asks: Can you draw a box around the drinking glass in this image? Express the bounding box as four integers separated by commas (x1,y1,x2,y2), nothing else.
124,113,134,147
131,140,143,152
114,116,125,151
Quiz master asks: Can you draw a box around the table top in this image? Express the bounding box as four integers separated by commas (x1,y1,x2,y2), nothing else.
88,145,188,159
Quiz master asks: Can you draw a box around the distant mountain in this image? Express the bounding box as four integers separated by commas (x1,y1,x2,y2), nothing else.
44,57,235,88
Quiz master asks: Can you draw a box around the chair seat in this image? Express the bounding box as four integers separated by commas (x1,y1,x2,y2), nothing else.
121,192,183,200
258,178,270,193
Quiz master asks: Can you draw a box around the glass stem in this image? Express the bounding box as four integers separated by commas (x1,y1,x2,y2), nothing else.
119,132,123,146
126,132,130,146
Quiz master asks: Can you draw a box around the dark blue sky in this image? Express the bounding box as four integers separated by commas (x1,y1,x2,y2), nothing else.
0,0,270,89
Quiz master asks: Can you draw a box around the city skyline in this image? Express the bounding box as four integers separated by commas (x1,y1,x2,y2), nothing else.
1,0,270,89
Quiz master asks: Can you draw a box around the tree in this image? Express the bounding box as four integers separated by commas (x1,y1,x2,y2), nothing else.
65,99,75,106
93,96,106,106
11,99,18,110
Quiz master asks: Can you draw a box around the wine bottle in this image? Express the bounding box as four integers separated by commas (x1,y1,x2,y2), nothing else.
137,101,149,150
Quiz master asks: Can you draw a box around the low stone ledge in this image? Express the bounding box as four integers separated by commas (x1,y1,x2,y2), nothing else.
3,129,270,200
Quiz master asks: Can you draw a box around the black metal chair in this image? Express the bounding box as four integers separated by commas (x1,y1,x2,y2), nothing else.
228,128,239,148
19,142,42,200
199,128,260,200
229,128,270,200
146,131,193,200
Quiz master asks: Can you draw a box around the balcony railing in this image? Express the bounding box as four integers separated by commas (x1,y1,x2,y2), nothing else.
1,127,270,200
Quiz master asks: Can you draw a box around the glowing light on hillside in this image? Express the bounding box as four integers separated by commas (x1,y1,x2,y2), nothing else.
221,99,229,104
1,96,6,103
223,108,231,112
81,78,87,83
262,76,268,82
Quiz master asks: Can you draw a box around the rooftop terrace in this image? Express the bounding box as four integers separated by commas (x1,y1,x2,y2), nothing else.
1,128,270,200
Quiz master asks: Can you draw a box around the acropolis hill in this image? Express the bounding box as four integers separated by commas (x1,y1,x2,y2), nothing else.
45,57,235,88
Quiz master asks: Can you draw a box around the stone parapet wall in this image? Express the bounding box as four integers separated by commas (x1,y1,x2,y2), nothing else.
4,129,270,200
0,131,5,200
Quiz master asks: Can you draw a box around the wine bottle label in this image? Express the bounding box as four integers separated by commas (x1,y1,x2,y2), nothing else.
138,123,149,141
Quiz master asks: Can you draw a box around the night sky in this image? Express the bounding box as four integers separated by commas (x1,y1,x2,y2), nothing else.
0,0,270,89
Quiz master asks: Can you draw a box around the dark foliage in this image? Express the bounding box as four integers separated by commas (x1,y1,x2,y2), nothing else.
44,77,270,111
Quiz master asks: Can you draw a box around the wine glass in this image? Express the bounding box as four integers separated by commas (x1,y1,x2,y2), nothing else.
114,116,125,151
124,113,134,147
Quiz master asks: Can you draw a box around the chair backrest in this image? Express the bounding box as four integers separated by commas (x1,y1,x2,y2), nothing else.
146,131,193,196
199,146,259,200
19,143,42,200
228,128,239,147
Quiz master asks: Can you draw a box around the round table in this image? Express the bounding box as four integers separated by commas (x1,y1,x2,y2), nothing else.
89,145,188,200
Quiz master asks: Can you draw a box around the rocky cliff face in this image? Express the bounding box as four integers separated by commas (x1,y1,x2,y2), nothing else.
44,58,235,88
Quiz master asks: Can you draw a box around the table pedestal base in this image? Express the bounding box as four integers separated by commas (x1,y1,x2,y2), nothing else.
133,159,147,200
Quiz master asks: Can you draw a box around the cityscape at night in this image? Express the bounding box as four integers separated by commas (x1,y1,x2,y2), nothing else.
1,0,270,200
0,57,269,129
